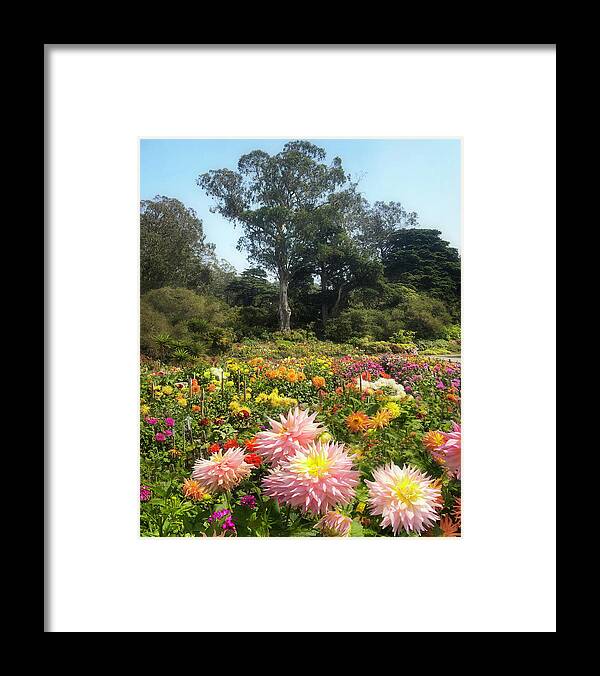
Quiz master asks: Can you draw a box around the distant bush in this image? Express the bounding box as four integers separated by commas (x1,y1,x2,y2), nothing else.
140,287,238,357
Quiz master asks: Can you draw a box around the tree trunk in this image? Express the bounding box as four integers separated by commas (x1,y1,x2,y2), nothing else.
278,274,291,332
321,267,329,327
330,284,345,318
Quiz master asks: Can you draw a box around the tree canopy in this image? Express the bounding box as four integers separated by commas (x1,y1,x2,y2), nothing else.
140,196,214,293
197,141,350,331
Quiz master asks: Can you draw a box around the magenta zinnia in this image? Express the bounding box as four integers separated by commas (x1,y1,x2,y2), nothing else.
254,407,324,466
314,511,353,537
366,463,441,535
192,447,253,492
261,441,359,515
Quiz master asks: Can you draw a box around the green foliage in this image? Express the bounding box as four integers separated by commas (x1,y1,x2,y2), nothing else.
140,287,238,357
143,144,460,346
140,196,214,294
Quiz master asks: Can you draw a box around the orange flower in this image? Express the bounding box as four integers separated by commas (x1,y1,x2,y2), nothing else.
192,405,201,412
207,383,216,393
439,516,460,537
335,386,344,396
422,430,445,451
453,497,461,526
244,436,258,453
169,447,181,458
346,411,371,433
191,384,200,394
287,371,299,383
312,376,326,389
182,478,207,501
367,409,393,430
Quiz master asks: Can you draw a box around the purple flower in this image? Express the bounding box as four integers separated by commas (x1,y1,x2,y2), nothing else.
155,432,166,442
221,517,236,532
208,508,231,523
140,485,152,502
145,417,158,425
165,417,175,427
435,381,446,390
240,495,257,509
164,429,173,437
451,379,461,389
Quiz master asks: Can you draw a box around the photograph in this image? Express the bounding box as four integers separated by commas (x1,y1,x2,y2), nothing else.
139,138,462,537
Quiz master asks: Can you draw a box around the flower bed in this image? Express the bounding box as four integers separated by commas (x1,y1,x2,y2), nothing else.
140,352,461,537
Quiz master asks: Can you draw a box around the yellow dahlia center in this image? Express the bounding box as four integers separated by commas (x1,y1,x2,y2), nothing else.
299,453,331,478
393,476,422,504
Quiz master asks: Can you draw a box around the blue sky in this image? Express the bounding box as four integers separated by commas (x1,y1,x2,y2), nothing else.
140,138,461,272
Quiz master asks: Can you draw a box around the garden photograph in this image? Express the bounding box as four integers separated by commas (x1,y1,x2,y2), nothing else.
140,138,462,537
47,44,555,633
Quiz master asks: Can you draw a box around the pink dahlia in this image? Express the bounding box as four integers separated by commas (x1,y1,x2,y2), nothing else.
366,463,441,535
432,421,461,479
314,511,352,537
254,407,324,466
261,440,359,515
192,447,253,493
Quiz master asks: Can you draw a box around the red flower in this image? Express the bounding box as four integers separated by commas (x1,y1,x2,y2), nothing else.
199,418,211,426
245,453,262,468
238,409,250,419
223,438,239,450
244,437,258,452
208,443,221,454
213,418,224,426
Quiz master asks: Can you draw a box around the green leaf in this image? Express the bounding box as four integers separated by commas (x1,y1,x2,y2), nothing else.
350,519,364,537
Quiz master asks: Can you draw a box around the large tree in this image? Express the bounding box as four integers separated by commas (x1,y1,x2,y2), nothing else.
197,141,348,332
383,228,461,317
140,196,214,293
302,191,382,328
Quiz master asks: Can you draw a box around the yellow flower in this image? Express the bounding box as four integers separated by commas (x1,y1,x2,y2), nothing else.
140,404,150,416
177,397,188,407
356,502,366,513
162,385,173,395
318,431,333,444
383,401,401,419
368,409,394,430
